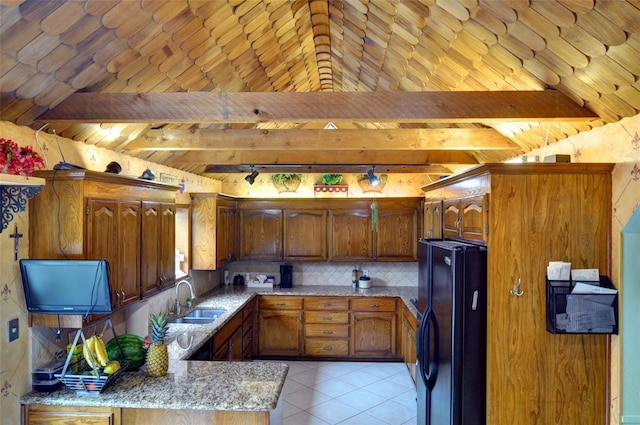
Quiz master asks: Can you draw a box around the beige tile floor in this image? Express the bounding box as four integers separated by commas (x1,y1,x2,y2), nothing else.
278,361,417,425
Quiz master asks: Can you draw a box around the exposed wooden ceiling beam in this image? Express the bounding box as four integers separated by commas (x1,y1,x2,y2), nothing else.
39,91,597,124
204,164,454,174
169,149,477,166
125,128,518,151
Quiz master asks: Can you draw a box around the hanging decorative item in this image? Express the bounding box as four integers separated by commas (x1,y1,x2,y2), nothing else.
314,173,348,194
371,199,379,233
271,173,302,193
0,138,45,176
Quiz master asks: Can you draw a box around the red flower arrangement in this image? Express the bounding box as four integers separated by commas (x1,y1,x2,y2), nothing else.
0,137,46,176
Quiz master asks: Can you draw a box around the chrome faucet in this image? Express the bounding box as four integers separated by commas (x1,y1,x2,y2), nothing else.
175,279,196,316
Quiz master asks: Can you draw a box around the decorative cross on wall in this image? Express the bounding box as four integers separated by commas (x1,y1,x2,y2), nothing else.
9,224,22,261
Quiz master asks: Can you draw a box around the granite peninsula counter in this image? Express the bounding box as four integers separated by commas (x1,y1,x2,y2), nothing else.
21,285,417,424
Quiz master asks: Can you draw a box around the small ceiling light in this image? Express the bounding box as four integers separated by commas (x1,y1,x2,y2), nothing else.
367,166,380,186
245,165,259,185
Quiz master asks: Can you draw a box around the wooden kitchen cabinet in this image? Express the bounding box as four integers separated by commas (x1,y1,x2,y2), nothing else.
213,313,243,361
303,297,350,357
23,404,121,424
283,209,328,261
239,209,283,261
87,199,141,309
217,203,237,267
28,170,177,327
190,194,237,270
257,296,302,356
423,200,442,238
237,198,421,263
376,202,419,261
329,208,373,261
442,195,488,243
24,404,271,425
140,201,176,297
401,304,417,385
352,298,398,358
242,298,256,360
423,163,613,425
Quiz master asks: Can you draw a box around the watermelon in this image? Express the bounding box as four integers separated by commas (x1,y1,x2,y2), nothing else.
105,334,146,370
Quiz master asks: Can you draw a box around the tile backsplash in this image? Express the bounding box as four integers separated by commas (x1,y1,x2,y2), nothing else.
225,261,418,287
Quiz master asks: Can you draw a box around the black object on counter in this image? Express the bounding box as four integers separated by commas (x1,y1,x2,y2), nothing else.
280,265,293,288
233,275,245,286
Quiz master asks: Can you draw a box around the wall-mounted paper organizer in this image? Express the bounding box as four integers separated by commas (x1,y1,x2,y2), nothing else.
546,276,618,334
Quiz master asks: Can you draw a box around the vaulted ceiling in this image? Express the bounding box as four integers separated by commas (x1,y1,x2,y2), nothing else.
1,0,639,180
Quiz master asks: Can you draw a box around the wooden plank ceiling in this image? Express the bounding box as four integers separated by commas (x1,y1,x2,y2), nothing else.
1,0,639,180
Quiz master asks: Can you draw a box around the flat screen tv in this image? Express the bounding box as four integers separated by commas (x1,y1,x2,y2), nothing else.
19,259,113,316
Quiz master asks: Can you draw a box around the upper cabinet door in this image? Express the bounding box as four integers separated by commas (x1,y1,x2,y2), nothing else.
217,204,237,267
283,209,328,261
117,201,141,307
329,209,373,261
459,195,488,242
159,203,176,285
239,209,283,260
376,207,418,261
424,200,442,239
86,199,120,309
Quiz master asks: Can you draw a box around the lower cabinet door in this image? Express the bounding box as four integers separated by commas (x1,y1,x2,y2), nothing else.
352,312,397,358
257,310,302,355
24,405,121,425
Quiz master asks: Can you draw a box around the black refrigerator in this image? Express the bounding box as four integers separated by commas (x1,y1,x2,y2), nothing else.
416,239,487,425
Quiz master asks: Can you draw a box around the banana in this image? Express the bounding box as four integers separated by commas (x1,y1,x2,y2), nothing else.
83,335,97,368
94,334,109,367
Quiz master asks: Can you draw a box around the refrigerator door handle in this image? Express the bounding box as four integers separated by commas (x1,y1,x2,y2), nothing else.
418,309,439,391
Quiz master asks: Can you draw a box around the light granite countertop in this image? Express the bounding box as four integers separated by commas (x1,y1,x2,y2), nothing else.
21,285,418,411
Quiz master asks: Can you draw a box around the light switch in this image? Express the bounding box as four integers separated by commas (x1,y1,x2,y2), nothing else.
8,318,18,342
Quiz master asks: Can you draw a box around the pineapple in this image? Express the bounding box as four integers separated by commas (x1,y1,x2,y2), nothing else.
146,313,169,377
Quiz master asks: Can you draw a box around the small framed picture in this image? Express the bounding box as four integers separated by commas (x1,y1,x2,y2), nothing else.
160,173,177,185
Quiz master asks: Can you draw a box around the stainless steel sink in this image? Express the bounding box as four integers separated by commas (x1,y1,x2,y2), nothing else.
183,308,226,319
169,308,227,325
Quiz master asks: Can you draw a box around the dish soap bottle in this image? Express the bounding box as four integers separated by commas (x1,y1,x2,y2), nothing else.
352,269,358,288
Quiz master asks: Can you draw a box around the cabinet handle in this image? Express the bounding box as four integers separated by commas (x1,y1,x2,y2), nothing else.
322,316,333,321
322,330,333,335
275,302,286,306
369,304,379,308
323,346,333,351
322,304,332,308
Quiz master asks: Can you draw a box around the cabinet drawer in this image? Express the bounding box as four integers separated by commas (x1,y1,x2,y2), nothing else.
304,338,349,356
305,323,350,338
351,297,396,311
259,296,302,310
304,297,349,310
305,311,350,324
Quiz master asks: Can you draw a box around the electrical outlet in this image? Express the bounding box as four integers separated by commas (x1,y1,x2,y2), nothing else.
8,318,19,342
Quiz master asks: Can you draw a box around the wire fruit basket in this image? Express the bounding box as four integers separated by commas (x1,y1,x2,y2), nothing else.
55,318,128,395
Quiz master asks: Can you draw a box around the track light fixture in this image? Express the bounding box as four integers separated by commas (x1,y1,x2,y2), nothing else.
245,165,259,185
367,166,380,186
